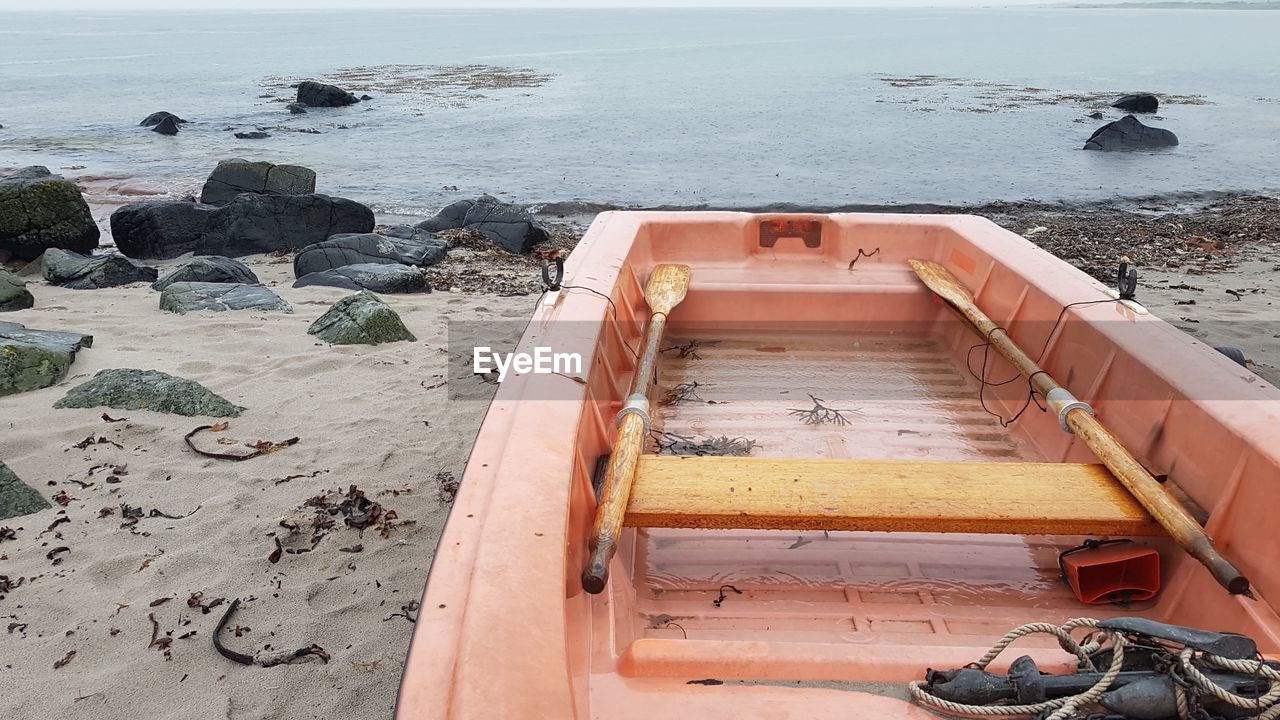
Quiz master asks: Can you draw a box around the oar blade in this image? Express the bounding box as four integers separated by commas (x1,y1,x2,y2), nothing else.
645,264,691,315
908,259,974,308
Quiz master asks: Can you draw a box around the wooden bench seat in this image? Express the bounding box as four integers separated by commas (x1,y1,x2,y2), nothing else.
624,456,1162,536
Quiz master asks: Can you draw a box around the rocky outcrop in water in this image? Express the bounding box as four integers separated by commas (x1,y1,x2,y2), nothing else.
1,460,50,521
308,291,416,345
414,195,549,254
1083,115,1179,151
297,80,360,107
140,111,187,127
1111,94,1158,113
200,194,375,257
42,249,158,289
0,268,33,311
152,116,182,135
293,263,430,293
159,282,292,314
54,368,244,417
0,320,93,396
111,201,218,259
151,256,258,291
287,103,307,115
199,159,317,206
0,166,100,261
235,131,270,140
293,232,447,277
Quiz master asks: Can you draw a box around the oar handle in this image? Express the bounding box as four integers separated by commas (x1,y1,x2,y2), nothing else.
1065,408,1251,596
583,403,649,593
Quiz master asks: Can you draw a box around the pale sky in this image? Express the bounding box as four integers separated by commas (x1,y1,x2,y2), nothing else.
0,0,1149,11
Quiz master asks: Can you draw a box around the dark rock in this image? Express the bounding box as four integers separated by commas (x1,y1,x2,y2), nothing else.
140,111,187,127
152,116,181,135
415,195,549,254
199,158,316,206
415,199,474,233
151,256,258,291
1083,114,1179,151
293,232,447,276
1111,94,1159,113
1088,110,1104,120
42,249,158,289
0,268,33,311
0,166,100,261
235,131,270,140
0,320,93,396
293,263,430,293
1,460,50,521
360,94,373,101
287,103,307,115
297,80,359,108
158,282,291,314
196,193,374,257
308,291,416,345
110,200,218,259
54,367,244,417
382,224,441,243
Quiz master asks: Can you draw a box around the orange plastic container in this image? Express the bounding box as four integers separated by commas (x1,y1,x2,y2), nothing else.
1061,542,1162,604
396,212,1280,719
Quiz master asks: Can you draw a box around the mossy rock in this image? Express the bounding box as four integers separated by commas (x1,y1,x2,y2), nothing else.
0,321,93,396
0,268,34,311
0,460,50,521
54,368,244,417
308,291,416,345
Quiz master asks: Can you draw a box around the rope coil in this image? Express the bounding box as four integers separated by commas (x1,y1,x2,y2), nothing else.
908,618,1280,720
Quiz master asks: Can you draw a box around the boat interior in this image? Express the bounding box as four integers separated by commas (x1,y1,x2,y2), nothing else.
552,212,1280,687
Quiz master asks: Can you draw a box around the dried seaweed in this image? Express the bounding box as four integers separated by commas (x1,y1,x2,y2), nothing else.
661,339,716,360
436,471,460,504
787,394,859,426
185,424,298,461
53,650,76,669
213,599,330,667
658,381,707,406
655,432,757,457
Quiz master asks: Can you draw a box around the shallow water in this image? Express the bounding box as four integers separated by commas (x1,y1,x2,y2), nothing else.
2,7,1278,216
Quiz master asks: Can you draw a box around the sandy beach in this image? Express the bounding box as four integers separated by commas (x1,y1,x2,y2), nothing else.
2,251,533,719
2,171,1278,719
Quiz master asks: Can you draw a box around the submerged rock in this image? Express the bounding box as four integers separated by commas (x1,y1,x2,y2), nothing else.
42,248,158,289
1,460,50,521
151,256,258,291
1084,114,1179,151
287,103,307,115
1111,94,1159,113
415,195,548,254
293,232,447,277
0,320,93,396
0,166,100,261
152,116,181,135
140,111,187,127
159,282,292,314
0,268,34,311
234,131,270,140
297,80,359,108
54,368,244,417
110,201,218,259
308,291,416,345
198,193,374,257
199,158,317,206
293,263,430,293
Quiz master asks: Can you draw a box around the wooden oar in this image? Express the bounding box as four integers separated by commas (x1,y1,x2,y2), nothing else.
909,259,1251,597
582,264,692,594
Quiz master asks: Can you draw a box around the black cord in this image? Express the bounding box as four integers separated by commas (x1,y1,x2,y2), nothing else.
969,298,1123,427
546,283,641,359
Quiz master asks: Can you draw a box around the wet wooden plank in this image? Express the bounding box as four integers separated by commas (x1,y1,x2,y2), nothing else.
625,456,1162,536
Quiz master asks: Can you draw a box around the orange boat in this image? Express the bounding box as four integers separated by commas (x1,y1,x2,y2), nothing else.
397,212,1280,719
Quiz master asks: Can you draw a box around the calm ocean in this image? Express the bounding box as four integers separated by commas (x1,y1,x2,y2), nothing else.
1,7,1278,215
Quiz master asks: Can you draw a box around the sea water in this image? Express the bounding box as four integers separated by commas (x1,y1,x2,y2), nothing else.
1,7,1278,215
